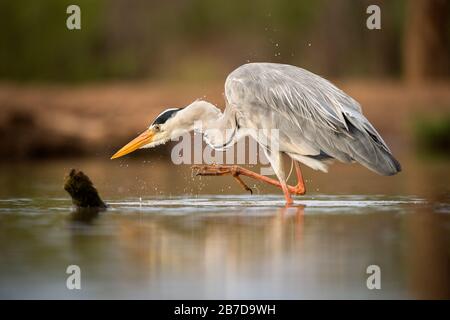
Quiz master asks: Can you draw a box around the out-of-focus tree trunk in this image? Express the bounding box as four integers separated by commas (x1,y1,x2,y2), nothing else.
404,0,450,84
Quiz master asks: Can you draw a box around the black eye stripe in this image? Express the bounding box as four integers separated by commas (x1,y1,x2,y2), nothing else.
152,108,182,125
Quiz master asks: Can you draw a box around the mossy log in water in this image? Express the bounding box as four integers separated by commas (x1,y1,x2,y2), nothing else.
64,169,107,209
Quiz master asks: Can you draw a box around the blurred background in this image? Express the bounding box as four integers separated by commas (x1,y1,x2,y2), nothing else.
0,0,449,160
0,0,449,300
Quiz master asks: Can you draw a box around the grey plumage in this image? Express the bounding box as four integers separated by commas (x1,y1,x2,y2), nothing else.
225,63,401,176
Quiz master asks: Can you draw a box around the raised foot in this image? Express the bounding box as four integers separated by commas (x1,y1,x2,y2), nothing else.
192,164,306,196
192,165,253,194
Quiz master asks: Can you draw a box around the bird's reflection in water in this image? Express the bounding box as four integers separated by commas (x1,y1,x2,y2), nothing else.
111,205,307,288
279,205,305,241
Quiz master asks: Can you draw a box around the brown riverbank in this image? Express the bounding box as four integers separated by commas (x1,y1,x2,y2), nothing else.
0,80,449,159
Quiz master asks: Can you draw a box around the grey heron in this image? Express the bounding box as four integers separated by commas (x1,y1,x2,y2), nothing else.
111,63,401,205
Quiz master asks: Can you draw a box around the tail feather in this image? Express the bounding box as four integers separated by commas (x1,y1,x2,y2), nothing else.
344,127,401,176
355,146,402,176
342,114,402,176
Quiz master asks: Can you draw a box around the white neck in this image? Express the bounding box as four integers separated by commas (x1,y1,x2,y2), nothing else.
180,100,238,150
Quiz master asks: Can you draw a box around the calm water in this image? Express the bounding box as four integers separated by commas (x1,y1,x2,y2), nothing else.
0,156,449,299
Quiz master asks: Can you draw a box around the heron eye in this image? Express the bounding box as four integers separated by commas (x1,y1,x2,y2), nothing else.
154,125,161,132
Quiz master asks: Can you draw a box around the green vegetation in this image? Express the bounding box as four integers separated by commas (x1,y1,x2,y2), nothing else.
0,0,408,83
414,114,450,157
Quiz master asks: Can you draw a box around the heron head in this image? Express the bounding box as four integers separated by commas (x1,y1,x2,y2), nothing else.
110,107,185,159
110,100,221,159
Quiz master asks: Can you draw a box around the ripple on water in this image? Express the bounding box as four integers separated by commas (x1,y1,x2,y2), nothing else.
106,194,426,215
0,194,427,216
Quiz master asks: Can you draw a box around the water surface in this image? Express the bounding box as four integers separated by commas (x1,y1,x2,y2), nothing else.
0,158,449,299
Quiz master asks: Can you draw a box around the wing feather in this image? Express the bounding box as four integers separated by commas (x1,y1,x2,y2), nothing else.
225,63,401,175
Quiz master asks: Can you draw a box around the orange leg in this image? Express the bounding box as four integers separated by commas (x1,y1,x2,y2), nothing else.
291,161,306,195
192,163,306,196
281,183,293,205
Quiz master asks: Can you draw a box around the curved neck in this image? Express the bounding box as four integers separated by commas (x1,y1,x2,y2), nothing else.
182,100,238,150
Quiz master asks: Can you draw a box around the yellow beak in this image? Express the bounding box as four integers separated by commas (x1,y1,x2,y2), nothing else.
110,129,155,159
